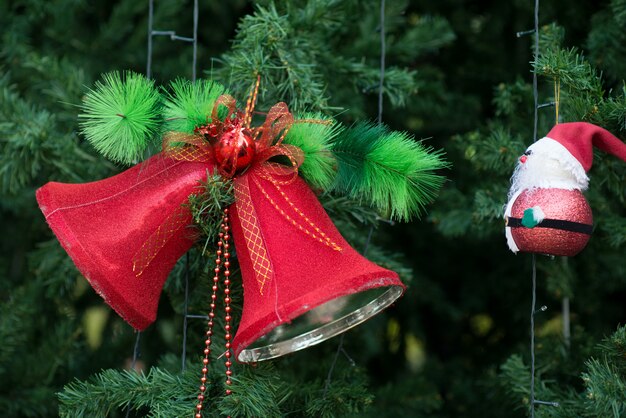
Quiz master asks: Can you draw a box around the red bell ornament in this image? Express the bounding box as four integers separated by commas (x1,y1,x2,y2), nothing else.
37,154,212,329
36,154,405,362
230,166,404,362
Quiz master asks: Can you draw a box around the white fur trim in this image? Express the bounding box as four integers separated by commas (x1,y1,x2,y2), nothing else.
529,206,545,223
504,190,521,253
527,138,589,190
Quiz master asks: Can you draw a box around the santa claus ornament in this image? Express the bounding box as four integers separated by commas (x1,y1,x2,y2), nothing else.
504,122,626,256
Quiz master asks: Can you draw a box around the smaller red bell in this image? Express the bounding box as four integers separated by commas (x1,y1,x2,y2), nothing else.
36,154,213,330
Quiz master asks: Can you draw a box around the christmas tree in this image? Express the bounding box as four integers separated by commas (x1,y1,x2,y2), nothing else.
1,1,625,417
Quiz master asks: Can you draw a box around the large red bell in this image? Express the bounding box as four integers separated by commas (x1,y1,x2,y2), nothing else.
230,167,404,362
36,154,212,330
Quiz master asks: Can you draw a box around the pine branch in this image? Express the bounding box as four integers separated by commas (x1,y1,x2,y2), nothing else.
58,368,198,418
360,379,443,417
219,364,286,418
595,325,626,371
534,47,604,97
0,286,37,378
498,354,577,416
339,62,418,108
0,76,61,193
588,5,626,83
215,3,329,112
28,239,84,300
0,386,58,418
214,1,425,115
321,194,381,228
389,15,456,59
304,370,373,418
186,171,235,256
583,359,626,417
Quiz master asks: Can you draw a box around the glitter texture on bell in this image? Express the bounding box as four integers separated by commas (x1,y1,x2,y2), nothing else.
36,154,211,330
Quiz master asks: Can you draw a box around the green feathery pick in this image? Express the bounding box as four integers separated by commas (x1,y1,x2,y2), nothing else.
163,79,227,133
282,113,340,191
331,121,448,222
79,71,162,165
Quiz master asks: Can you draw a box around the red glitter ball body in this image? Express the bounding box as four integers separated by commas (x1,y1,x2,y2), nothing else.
213,125,256,176
510,188,593,257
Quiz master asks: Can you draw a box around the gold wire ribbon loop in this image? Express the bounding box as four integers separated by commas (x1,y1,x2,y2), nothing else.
211,94,239,127
162,132,213,162
256,102,294,149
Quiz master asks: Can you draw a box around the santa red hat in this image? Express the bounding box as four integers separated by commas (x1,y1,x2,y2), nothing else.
545,122,626,172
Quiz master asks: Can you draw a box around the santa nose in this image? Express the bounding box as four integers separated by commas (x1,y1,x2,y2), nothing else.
519,155,527,164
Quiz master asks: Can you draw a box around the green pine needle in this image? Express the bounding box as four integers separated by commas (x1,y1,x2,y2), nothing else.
163,78,227,133
331,121,448,221
283,113,340,191
79,71,162,165
186,170,235,255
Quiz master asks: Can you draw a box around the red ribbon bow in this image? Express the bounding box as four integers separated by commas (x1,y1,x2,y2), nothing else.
133,88,340,294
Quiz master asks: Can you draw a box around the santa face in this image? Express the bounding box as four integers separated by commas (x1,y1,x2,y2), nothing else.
508,138,589,201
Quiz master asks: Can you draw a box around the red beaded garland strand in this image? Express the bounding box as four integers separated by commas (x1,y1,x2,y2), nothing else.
194,208,235,417
222,208,233,396
194,226,226,417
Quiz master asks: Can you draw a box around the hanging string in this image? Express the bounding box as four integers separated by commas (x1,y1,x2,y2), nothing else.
146,0,198,82
554,78,561,125
530,254,537,418
532,0,539,143
552,76,572,351
377,0,386,125
529,3,540,416
146,0,154,79
365,0,386,256
124,330,142,418
526,0,559,414
192,0,199,82
130,331,141,371
529,2,542,417
182,253,191,370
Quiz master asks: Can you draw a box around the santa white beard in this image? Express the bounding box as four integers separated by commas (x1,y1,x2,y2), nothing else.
508,138,589,200
504,137,589,253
